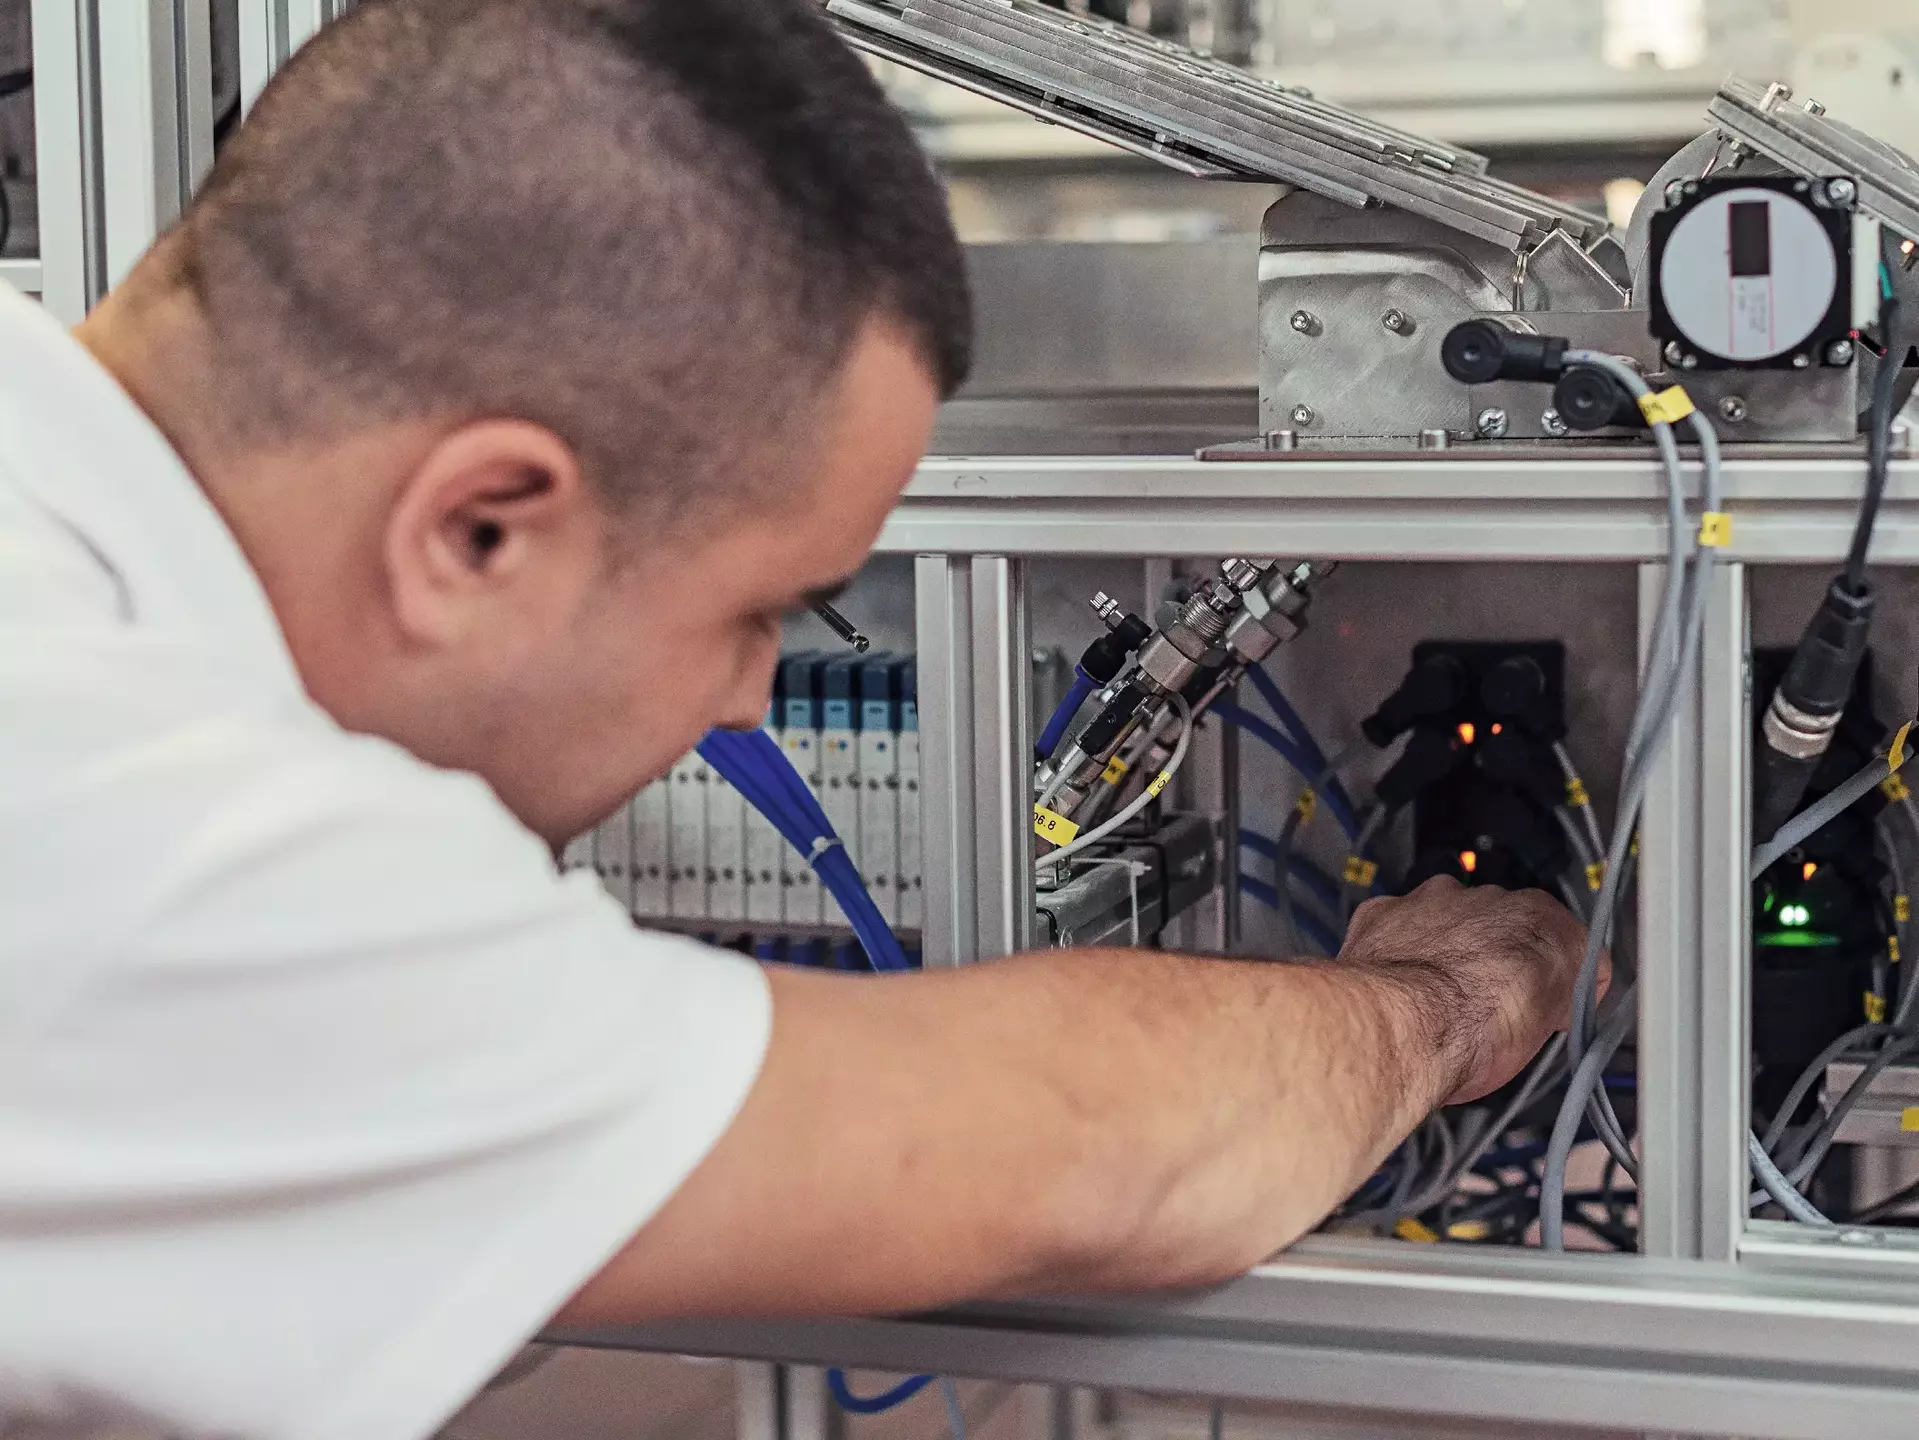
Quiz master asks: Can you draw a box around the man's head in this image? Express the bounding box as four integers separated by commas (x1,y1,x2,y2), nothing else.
78,0,969,843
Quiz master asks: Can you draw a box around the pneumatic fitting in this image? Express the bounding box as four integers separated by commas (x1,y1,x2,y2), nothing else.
1752,578,1877,845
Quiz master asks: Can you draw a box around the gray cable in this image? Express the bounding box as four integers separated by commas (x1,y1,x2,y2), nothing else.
1540,993,1640,1249
1782,1033,1919,1187
1751,735,1919,880
1340,804,1390,924
939,1379,968,1440
1759,1022,1890,1155
1037,693,1192,872
1749,1133,1833,1226
1553,741,1607,864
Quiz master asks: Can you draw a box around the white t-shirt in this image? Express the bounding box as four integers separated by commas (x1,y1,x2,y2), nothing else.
0,287,773,1440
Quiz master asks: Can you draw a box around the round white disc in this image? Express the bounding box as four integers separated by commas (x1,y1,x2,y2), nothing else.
1658,186,1840,363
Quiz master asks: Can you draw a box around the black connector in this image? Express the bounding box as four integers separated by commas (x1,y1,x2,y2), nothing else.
1753,579,1878,844
1361,653,1468,747
1075,682,1148,761
1552,365,1643,432
1442,320,1570,386
1077,613,1151,685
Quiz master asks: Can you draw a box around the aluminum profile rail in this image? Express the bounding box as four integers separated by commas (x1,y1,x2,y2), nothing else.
1709,75,1919,240
824,0,1609,252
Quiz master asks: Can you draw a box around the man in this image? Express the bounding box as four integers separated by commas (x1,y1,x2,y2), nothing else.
0,3,1595,1438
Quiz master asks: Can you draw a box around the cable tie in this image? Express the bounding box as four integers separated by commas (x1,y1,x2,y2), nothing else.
1697,512,1732,548
1892,936,1904,965
1032,805,1081,846
1892,720,1914,774
1100,755,1129,784
1585,860,1607,893
1886,774,1913,803
805,836,843,864
1867,992,1890,1024
1295,789,1318,822
1638,385,1696,426
1565,778,1590,808
1898,894,1911,924
1343,856,1379,887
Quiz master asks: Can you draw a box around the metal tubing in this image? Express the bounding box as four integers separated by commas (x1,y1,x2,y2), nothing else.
915,555,977,968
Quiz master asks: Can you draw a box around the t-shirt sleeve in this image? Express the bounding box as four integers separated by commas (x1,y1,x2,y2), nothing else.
0,694,773,1440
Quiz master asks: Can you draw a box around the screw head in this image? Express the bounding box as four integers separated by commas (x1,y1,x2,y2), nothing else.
1540,408,1569,438
1824,176,1858,209
1663,340,1699,370
1762,81,1794,111
1792,351,1813,369
1718,396,1749,423
1475,407,1510,440
1289,309,1320,336
1290,404,1316,427
1804,98,1828,116
1381,308,1414,335
1664,179,1692,210
1826,338,1856,366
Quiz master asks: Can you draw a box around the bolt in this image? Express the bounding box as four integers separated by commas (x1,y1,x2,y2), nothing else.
1664,178,1691,210
1664,340,1699,370
1418,428,1451,451
1792,351,1813,369
1540,408,1570,438
1290,404,1316,428
1825,176,1858,209
1264,428,1299,451
1381,308,1415,336
1090,592,1125,630
1826,337,1856,366
1289,309,1321,336
1475,407,1510,440
1718,396,1749,423
1804,98,1828,116
1762,81,1794,111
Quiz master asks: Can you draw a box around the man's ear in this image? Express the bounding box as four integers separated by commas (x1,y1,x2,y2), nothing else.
383,419,598,649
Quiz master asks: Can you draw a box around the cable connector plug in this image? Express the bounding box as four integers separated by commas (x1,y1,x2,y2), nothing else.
1753,577,1877,843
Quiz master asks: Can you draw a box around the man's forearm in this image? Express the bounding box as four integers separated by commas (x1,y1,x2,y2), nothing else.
562,946,1462,1325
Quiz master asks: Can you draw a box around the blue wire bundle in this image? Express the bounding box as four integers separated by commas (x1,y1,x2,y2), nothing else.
697,727,910,973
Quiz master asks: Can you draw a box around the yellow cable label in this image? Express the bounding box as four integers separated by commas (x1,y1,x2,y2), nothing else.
1891,936,1903,965
1100,755,1130,785
1698,512,1733,548
1892,721,1914,774
1886,774,1913,803
1639,385,1697,426
1295,789,1318,823
1867,992,1889,1024
1146,771,1173,800
1585,861,1607,893
1344,856,1379,887
1898,895,1911,925
1902,1106,1919,1133
1566,778,1590,808
1394,1218,1440,1244
1446,1219,1493,1242
1032,806,1080,846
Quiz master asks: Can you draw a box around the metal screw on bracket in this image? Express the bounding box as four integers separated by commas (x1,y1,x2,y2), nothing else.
1663,340,1699,370
1289,310,1321,336
1290,404,1316,428
1381,309,1415,336
1540,408,1569,438
1761,81,1793,112
1826,338,1857,366
1792,352,1813,370
1824,177,1858,209
1804,98,1828,116
1475,408,1510,440
1418,428,1451,451
1264,428,1299,451
1664,179,1692,210
1718,396,1749,423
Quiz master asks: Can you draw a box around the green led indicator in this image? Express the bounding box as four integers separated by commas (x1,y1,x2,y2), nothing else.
1780,904,1811,927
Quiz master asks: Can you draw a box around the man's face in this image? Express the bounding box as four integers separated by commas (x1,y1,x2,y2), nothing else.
443,320,940,844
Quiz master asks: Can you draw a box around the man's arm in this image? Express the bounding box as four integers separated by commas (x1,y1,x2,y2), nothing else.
559,878,1593,1326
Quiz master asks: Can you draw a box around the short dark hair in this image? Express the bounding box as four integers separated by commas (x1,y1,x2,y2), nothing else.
171,0,971,525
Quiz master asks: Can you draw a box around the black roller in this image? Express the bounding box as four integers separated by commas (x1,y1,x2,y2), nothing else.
1442,320,1569,386
1552,365,1641,432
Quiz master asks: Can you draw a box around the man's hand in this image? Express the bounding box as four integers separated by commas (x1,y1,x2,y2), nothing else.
1339,876,1602,1106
